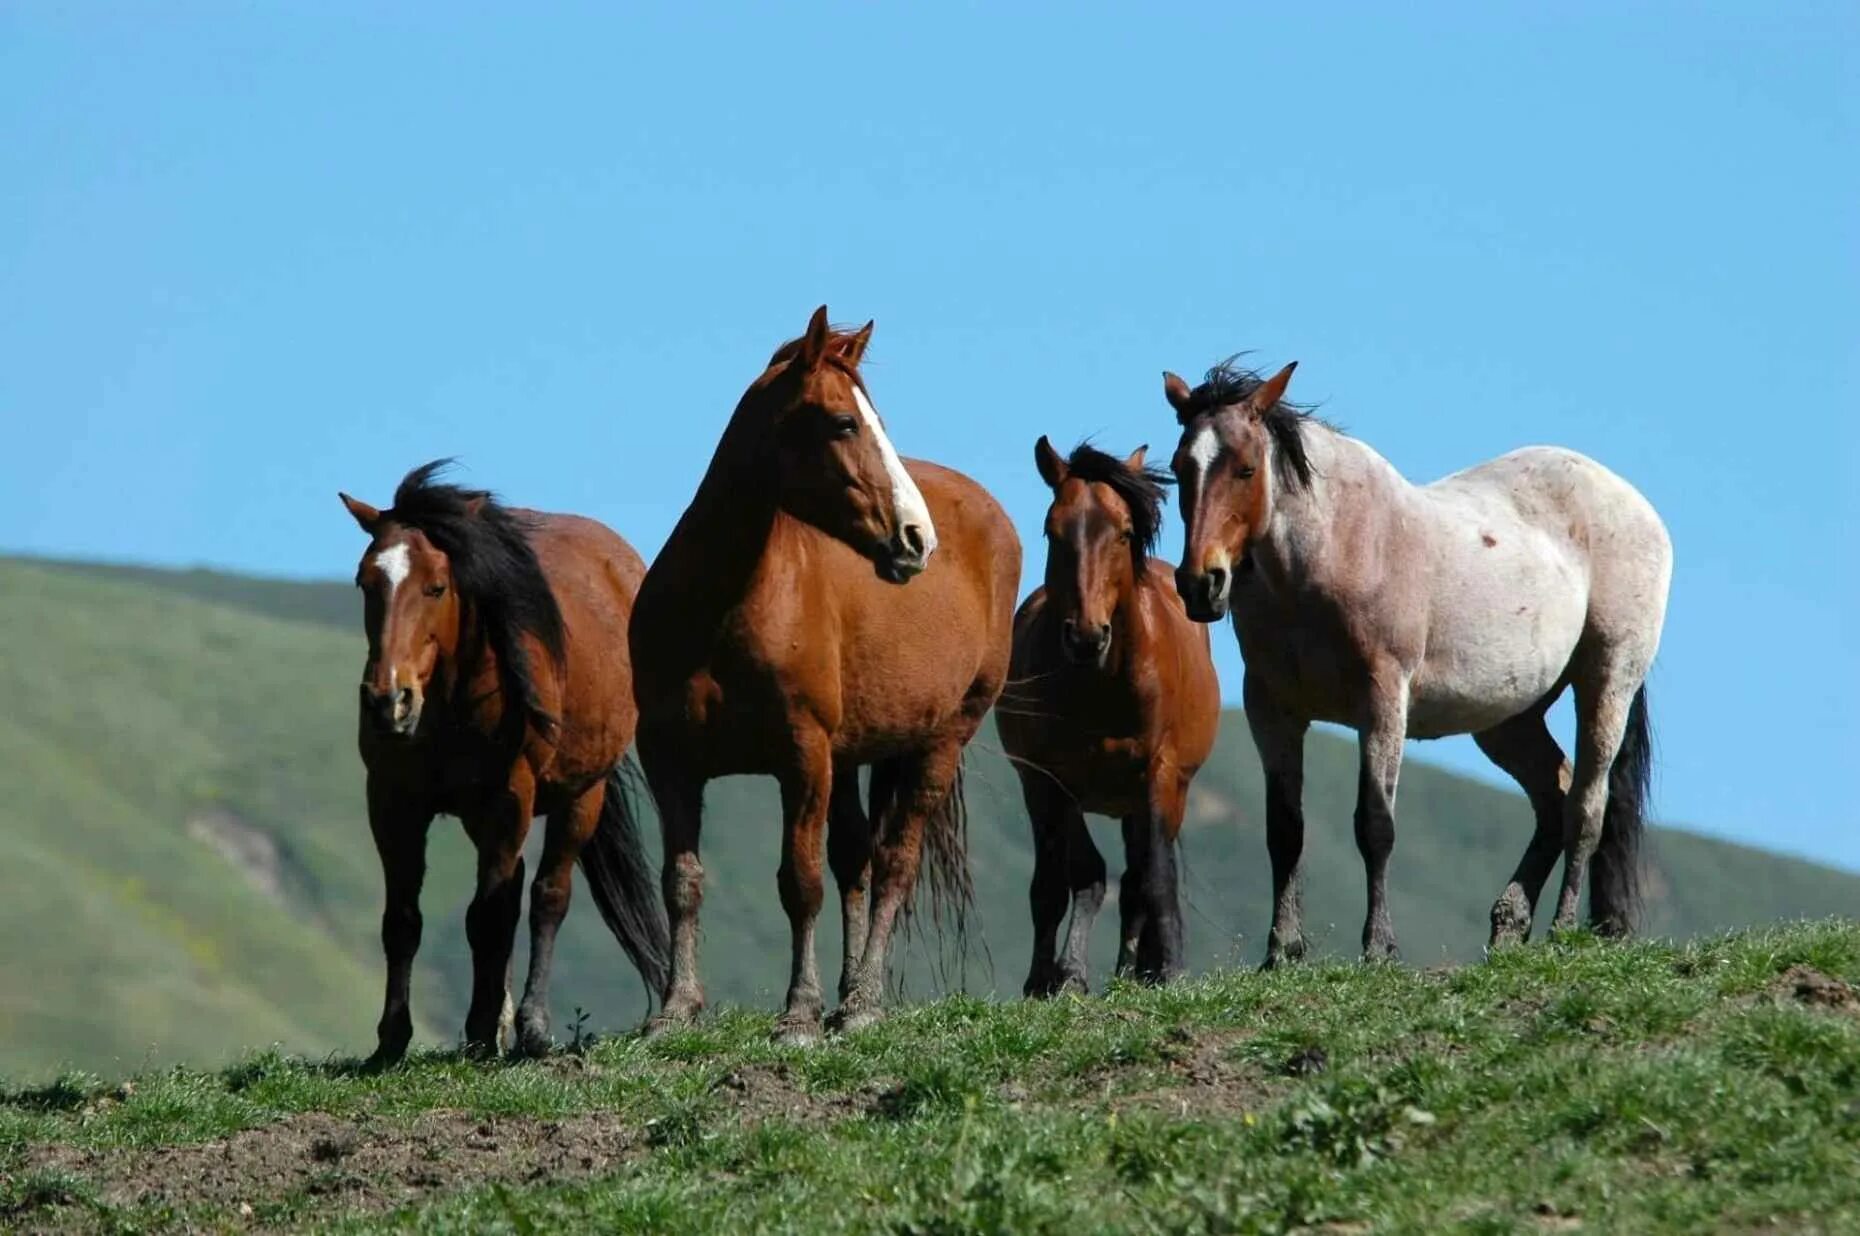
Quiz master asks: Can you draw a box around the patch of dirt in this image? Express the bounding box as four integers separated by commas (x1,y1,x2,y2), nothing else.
1778,965,1855,1012
1103,1026,1281,1118
23,1109,642,1220
186,808,286,903
710,1063,878,1124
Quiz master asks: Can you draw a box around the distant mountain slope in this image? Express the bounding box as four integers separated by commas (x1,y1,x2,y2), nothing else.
3,555,1856,1079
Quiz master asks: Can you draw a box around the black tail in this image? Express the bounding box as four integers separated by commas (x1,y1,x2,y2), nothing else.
886,758,988,994
1591,684,1652,937
577,757,670,1002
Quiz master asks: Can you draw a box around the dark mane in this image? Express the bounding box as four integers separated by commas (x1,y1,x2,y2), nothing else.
1183,356,1321,489
1061,442,1174,567
385,460,567,736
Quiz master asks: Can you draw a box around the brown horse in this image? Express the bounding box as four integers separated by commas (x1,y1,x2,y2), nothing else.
999,439,1220,994
340,463,668,1065
630,307,1020,1044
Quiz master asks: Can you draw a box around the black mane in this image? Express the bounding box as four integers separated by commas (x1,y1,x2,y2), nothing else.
1183,356,1321,489
386,460,566,735
1061,442,1173,567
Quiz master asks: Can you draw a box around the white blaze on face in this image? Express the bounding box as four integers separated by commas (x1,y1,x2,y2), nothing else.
373,542,412,695
851,384,938,561
374,542,412,600
1184,422,1222,488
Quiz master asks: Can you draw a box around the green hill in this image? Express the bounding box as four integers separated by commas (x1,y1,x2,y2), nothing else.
4,922,1857,1231
2,555,1856,1080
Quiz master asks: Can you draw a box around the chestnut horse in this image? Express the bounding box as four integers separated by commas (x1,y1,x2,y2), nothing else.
1166,359,1671,963
999,439,1220,994
341,463,668,1064
630,307,1020,1044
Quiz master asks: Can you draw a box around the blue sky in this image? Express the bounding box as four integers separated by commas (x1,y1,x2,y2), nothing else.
4,5,1855,870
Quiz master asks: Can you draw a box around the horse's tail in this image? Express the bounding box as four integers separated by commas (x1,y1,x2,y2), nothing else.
577,755,670,1002
1592,684,1652,937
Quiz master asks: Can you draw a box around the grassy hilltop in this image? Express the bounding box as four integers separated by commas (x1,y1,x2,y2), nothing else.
2,922,1857,1232
2,555,1858,1082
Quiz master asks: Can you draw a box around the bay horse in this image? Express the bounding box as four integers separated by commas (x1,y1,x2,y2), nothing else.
340,462,668,1064
630,306,1020,1044
998,439,1220,994
1166,359,1671,963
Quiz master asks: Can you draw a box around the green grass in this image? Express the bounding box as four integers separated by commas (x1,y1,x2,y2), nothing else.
3,922,1857,1232
5,553,1860,1083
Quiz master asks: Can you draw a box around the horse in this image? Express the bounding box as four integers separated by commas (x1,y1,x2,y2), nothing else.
629,306,1020,1044
1165,359,1671,963
339,462,668,1064
998,439,1220,995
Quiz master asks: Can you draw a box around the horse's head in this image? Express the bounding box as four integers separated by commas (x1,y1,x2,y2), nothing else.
1034,437,1170,668
1166,360,1299,621
764,306,938,583
339,491,465,738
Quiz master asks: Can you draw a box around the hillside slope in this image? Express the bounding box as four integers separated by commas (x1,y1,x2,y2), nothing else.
4,922,1857,1232
2,555,1857,1079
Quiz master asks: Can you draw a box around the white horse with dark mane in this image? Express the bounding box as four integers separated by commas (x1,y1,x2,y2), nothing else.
1165,359,1671,962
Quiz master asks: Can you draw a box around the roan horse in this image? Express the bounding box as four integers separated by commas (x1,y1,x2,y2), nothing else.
630,307,1020,1044
341,463,668,1064
999,439,1219,994
1167,360,1671,962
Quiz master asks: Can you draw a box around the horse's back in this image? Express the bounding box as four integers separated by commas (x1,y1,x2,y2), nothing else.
1403,447,1670,734
523,511,647,775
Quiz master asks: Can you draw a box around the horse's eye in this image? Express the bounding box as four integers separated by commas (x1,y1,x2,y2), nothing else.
1235,465,1257,481
830,414,859,440
1119,529,1135,543
425,583,447,599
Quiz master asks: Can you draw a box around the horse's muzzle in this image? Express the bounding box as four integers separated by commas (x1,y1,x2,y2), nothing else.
1060,618,1112,667
1175,565,1231,623
874,523,932,584
360,682,421,738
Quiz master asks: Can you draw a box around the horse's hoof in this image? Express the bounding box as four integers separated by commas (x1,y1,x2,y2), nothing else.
459,1038,499,1062
1055,972,1090,997
772,1017,823,1048
516,1022,553,1060
363,1046,405,1073
828,1004,885,1035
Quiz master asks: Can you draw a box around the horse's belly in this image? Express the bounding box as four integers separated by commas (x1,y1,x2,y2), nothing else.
1407,619,1574,738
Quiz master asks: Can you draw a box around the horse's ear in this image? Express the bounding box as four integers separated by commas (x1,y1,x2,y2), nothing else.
340,492,381,534
1034,435,1068,489
1163,371,1194,422
462,494,487,518
799,305,832,368
1253,361,1298,411
1125,444,1149,472
838,319,875,367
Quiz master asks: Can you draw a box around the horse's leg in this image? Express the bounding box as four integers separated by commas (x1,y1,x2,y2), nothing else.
1116,815,1151,980
1550,674,1638,933
366,777,433,1068
1019,774,1071,997
1132,775,1188,983
640,736,706,1030
832,740,962,1033
774,729,833,1045
1354,684,1407,963
827,761,873,1005
513,784,598,1057
1246,674,1310,969
461,767,537,1056
1055,806,1105,994
1475,707,1571,947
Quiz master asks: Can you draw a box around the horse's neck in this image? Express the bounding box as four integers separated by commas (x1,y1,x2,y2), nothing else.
653,414,781,623
1254,424,1412,593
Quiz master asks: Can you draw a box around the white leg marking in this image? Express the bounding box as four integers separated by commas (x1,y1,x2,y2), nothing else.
852,385,938,559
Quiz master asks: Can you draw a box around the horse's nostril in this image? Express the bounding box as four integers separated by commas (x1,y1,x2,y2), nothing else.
1206,567,1229,599
900,523,926,558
